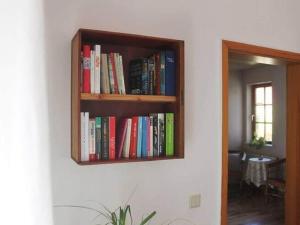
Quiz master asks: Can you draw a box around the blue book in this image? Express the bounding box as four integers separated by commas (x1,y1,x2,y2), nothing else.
160,51,165,95
165,50,176,96
141,59,149,94
136,117,143,158
141,116,148,157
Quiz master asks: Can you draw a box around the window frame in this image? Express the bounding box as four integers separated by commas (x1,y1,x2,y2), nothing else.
251,82,273,145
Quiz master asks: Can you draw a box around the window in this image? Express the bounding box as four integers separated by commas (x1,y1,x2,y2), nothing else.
252,83,272,144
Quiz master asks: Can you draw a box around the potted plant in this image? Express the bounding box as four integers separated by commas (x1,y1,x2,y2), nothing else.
249,133,266,150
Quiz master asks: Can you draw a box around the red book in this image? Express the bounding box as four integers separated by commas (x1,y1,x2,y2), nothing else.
109,116,116,160
110,53,119,94
129,116,138,158
155,53,161,95
83,45,91,93
146,117,151,157
117,118,128,159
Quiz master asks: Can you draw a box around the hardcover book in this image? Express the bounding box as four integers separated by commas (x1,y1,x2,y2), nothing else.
101,54,110,94
89,119,96,161
90,50,95,93
136,116,143,158
151,113,159,157
158,113,165,156
141,117,148,157
84,112,89,161
123,118,132,158
80,112,85,161
160,51,166,95
165,113,174,156
101,117,109,160
94,45,101,94
165,50,176,96
129,116,138,159
109,116,116,160
107,54,116,94
110,53,119,94
117,118,128,159
95,117,102,160
154,53,161,95
83,45,91,93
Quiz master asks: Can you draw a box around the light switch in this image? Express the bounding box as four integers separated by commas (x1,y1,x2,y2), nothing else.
189,194,201,208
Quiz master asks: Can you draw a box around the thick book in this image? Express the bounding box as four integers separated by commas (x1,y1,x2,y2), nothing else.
84,112,89,161
107,54,116,94
101,117,109,160
129,59,144,94
160,51,166,95
154,53,161,95
136,117,143,158
123,118,132,158
90,50,95,94
149,115,154,157
94,45,101,94
110,53,119,94
165,50,176,96
117,118,128,159
148,56,155,95
114,53,125,95
80,112,85,161
165,113,174,156
109,116,116,160
95,117,102,160
158,113,165,156
141,117,148,157
80,52,83,93
118,55,126,94
83,45,91,93
101,54,110,94
89,119,96,161
151,113,159,157
129,116,138,159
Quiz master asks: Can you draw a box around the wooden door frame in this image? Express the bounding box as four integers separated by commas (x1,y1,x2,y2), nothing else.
221,40,300,225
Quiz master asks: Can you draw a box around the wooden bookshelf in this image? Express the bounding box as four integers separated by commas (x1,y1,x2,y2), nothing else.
71,28,184,165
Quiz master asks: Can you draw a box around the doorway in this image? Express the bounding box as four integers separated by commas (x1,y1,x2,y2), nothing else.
221,41,300,225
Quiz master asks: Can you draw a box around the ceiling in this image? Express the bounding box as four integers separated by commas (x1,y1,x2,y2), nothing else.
229,52,287,71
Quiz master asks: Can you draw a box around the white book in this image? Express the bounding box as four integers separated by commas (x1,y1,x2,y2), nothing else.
118,55,126,94
89,119,96,160
84,112,89,161
80,112,85,161
94,45,101,94
149,115,153,157
101,54,110,94
123,119,132,158
90,50,95,93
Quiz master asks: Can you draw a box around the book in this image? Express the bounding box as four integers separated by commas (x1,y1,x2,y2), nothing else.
109,116,116,160
148,56,155,95
123,118,132,158
83,45,91,93
80,52,83,93
158,113,165,156
89,119,96,161
107,54,116,94
136,116,143,158
90,50,95,93
117,118,128,159
80,112,85,161
84,112,89,161
110,53,119,94
141,59,149,94
118,55,126,94
149,115,154,157
101,53,110,94
141,117,148,157
154,53,161,95
165,113,174,156
101,117,109,160
165,50,176,96
160,51,165,95
151,113,159,157
114,53,125,95
129,116,138,159
129,59,143,94
94,45,101,94
95,117,102,160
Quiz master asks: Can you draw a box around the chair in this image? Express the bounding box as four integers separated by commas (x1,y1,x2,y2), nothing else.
265,158,286,202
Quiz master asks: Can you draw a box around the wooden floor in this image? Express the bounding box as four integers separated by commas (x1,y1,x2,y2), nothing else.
228,185,284,225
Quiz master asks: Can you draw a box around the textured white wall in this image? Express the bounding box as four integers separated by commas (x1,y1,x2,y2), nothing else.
228,71,243,150
2,0,300,225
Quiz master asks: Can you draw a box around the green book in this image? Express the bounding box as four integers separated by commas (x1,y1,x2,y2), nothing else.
165,113,174,156
95,117,102,160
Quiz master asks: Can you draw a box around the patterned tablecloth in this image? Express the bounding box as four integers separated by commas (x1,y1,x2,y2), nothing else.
244,157,272,187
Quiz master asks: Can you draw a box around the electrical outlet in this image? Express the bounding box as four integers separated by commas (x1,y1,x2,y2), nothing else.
189,194,201,208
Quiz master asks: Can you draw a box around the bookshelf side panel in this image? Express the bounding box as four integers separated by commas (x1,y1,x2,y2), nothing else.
71,31,81,162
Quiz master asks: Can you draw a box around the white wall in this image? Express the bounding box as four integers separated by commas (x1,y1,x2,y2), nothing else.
242,65,286,158
2,0,300,225
228,71,243,150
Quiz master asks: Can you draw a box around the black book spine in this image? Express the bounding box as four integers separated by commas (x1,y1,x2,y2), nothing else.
141,58,148,94
151,113,159,157
158,113,165,156
101,117,109,160
95,117,102,160
148,57,155,95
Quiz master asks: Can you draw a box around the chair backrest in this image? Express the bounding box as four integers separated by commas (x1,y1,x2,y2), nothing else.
266,158,286,180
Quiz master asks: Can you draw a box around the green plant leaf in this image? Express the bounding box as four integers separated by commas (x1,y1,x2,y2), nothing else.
139,211,156,225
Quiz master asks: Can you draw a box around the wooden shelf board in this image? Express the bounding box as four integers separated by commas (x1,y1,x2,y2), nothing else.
77,156,183,165
80,93,176,103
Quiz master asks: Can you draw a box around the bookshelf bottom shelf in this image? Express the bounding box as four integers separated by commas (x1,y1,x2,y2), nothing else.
77,156,183,165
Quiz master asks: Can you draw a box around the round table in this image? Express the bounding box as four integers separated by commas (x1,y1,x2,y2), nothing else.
244,157,272,187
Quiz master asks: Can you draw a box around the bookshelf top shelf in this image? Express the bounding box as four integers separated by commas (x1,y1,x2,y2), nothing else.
80,93,177,103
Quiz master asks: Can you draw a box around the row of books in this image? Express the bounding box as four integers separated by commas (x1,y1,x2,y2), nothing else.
129,51,176,96
81,44,126,94
80,113,174,162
